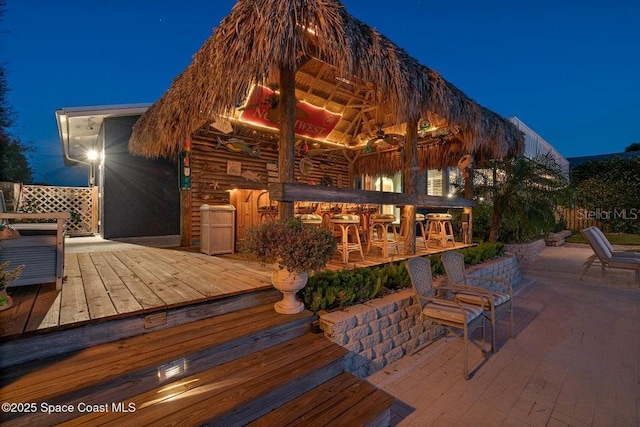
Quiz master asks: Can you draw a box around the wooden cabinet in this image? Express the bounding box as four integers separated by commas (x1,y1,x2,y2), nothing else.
200,204,236,255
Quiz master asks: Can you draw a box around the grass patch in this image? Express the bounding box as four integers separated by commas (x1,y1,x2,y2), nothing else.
566,232,640,245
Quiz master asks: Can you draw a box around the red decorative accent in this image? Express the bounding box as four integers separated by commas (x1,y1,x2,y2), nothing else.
239,85,341,140
183,135,192,152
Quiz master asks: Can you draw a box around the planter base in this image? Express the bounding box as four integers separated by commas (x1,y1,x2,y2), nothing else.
274,297,304,315
271,265,308,315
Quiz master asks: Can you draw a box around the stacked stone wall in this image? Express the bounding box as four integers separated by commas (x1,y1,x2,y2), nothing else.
504,239,546,263
318,254,521,377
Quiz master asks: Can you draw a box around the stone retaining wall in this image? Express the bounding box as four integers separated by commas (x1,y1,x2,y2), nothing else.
318,254,521,378
504,238,546,263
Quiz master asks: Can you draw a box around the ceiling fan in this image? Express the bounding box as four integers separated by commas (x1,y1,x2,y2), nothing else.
366,123,404,149
238,84,308,122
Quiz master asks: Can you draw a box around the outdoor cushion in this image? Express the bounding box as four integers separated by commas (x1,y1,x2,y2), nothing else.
416,213,426,221
608,257,640,269
454,290,511,309
370,213,396,222
330,214,360,223
592,227,640,259
295,214,323,224
427,213,452,220
423,300,483,323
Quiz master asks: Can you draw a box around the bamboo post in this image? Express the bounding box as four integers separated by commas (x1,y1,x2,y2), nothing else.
463,162,474,244
403,120,418,255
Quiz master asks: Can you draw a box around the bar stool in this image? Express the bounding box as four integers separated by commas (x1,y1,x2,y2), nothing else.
415,213,428,250
426,213,455,247
399,212,429,250
368,213,399,257
330,214,365,264
295,202,318,215
320,203,342,229
295,213,323,227
257,191,278,223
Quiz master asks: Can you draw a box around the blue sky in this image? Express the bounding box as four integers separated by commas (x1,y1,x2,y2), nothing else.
3,0,639,185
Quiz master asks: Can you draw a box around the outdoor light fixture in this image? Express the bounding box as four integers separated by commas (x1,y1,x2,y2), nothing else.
157,358,188,382
86,149,99,161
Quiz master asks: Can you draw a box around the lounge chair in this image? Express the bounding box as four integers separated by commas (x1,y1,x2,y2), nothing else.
442,251,514,353
580,226,640,283
405,256,486,379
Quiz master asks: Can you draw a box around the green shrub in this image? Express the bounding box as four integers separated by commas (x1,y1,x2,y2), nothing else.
300,242,506,313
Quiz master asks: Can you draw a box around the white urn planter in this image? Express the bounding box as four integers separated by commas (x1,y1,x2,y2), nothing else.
271,264,308,314
0,288,13,312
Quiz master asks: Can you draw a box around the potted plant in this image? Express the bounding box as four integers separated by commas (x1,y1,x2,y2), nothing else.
0,262,22,311
242,216,337,314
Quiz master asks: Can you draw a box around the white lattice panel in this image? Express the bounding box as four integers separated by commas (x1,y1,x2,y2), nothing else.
19,185,96,236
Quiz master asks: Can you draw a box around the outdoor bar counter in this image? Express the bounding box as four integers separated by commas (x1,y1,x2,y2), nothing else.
268,183,475,209
269,183,475,254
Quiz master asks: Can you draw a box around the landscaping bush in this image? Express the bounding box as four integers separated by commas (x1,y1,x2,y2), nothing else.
300,242,506,312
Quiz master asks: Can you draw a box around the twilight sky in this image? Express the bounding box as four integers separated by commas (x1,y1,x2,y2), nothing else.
2,0,639,185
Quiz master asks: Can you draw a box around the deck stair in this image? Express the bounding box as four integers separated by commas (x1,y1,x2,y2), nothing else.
0,303,395,426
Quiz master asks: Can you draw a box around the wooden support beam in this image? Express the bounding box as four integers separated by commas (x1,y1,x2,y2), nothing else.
268,183,474,208
403,120,418,255
278,65,296,220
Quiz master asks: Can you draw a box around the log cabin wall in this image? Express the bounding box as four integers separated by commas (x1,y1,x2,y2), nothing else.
189,134,350,248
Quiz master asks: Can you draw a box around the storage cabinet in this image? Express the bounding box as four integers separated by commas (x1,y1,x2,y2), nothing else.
200,204,236,255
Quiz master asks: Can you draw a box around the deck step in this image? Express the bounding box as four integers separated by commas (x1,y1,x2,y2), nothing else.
248,372,395,427
0,288,282,368
2,302,398,426
0,304,314,425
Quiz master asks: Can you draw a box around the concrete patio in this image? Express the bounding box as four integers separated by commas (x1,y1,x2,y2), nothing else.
368,244,640,426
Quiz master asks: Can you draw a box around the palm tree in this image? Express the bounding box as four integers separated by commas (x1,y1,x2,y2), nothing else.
477,154,568,243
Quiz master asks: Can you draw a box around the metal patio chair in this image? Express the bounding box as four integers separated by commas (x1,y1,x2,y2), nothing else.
442,251,514,353
406,256,487,379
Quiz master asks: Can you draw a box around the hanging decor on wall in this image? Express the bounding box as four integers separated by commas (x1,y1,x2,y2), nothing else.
180,135,192,190
227,160,242,176
216,136,261,158
299,157,314,175
240,169,261,182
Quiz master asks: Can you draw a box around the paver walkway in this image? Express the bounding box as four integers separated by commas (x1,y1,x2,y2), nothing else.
368,244,640,426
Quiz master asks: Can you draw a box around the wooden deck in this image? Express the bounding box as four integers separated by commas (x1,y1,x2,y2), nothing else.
0,238,469,340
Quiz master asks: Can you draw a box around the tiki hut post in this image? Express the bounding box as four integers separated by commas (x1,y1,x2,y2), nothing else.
402,120,418,254
278,65,297,220
463,160,474,244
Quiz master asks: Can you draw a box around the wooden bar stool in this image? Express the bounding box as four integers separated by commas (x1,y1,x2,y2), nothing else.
257,191,278,223
415,213,428,250
320,203,342,229
368,213,399,257
426,213,455,247
330,214,365,263
399,212,429,250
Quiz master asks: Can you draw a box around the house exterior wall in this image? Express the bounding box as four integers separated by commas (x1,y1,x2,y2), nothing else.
102,116,179,239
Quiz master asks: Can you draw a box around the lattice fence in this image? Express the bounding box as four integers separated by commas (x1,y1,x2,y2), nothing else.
16,184,98,236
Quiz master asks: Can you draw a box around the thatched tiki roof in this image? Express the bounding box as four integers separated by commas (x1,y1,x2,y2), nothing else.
129,0,524,173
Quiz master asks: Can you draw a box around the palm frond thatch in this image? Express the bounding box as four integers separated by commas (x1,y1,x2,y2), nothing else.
129,0,524,172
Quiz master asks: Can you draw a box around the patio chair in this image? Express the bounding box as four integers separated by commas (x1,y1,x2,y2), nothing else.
441,251,514,353
406,256,486,379
580,226,640,283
